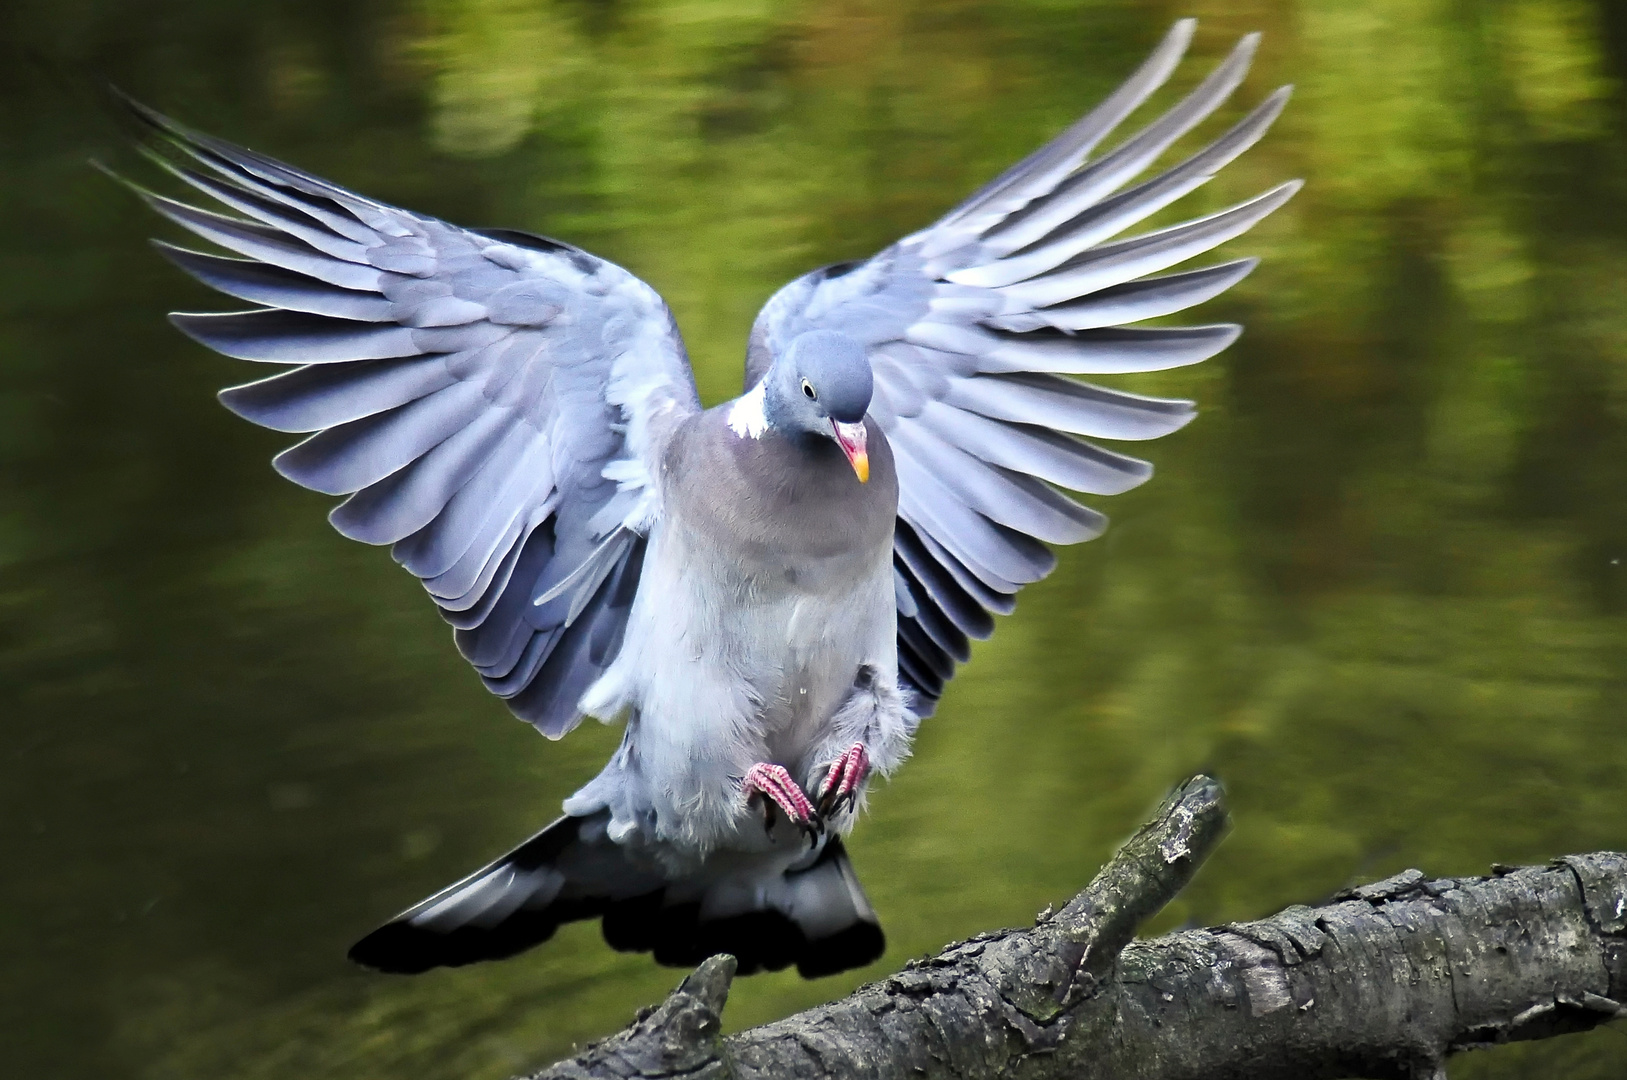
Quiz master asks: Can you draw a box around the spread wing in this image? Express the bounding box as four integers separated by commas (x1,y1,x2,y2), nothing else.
120,102,700,738
745,21,1298,715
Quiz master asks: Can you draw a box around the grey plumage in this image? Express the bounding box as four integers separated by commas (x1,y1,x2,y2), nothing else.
116,19,1295,977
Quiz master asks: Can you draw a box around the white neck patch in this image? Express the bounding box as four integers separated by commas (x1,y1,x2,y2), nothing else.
727,383,769,439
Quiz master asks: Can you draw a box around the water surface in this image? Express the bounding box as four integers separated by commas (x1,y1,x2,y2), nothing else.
4,1,1627,1077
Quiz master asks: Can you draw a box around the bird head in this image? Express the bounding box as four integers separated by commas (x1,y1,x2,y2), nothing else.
764,330,874,482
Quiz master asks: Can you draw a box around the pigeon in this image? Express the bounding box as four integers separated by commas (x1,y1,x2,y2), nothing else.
119,19,1296,978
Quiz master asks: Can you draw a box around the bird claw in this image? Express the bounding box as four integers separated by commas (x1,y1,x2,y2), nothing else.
742,762,820,839
816,743,870,818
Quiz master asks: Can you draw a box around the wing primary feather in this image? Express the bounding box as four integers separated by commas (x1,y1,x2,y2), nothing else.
893,565,919,620
890,424,1103,545
1014,87,1289,261
895,458,1046,588
148,140,384,246
482,626,561,696
972,325,1242,376
530,527,632,612
457,524,557,672
988,258,1257,333
120,94,396,239
981,33,1260,256
428,510,538,616
897,616,957,681
447,509,557,615
411,482,543,594
136,147,374,264
423,514,531,610
989,464,1108,538
218,354,457,433
895,635,947,699
589,535,645,666
406,440,554,586
438,528,531,630
893,524,998,638
506,559,642,738
916,404,1152,496
271,379,489,495
897,569,972,663
561,531,634,629
124,177,382,290
906,692,940,720
936,20,1195,238
328,406,514,545
962,87,1289,288
911,321,1240,376
946,372,1195,442
170,309,419,364
156,243,394,322
437,525,532,630
903,517,1018,615
998,180,1302,310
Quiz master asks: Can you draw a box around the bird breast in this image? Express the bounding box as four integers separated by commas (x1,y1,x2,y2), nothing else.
577,408,900,839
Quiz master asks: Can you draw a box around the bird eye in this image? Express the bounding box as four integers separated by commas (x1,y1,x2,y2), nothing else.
801,379,817,400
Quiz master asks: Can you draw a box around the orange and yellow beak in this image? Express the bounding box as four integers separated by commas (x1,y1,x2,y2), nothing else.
832,419,869,483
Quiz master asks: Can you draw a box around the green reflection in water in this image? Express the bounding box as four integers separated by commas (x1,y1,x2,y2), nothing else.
3,1,1626,1077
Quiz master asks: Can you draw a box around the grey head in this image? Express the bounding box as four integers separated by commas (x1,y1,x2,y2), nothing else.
763,330,872,429
761,330,874,481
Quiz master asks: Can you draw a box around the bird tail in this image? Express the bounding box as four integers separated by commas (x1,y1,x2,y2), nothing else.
348,811,886,978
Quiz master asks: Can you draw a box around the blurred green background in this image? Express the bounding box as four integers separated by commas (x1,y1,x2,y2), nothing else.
3,0,1626,1077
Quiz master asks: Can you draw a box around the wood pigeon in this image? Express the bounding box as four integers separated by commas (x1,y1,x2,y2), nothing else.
121,19,1296,978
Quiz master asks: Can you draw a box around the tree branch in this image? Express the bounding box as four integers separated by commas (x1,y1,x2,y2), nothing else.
528,776,1626,1080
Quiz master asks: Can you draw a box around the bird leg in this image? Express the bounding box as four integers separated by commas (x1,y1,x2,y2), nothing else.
742,762,818,838
816,743,870,818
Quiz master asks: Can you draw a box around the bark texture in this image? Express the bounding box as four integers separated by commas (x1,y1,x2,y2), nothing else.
528,777,1626,1080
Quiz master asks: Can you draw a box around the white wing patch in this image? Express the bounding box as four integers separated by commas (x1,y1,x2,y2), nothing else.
727,382,769,438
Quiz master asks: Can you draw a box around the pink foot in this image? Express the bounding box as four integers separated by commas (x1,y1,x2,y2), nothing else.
816,744,870,817
742,762,817,836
